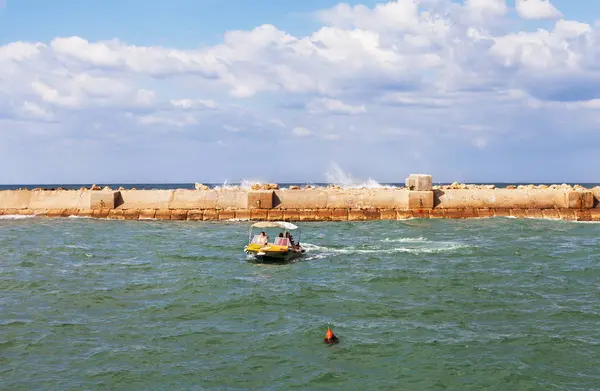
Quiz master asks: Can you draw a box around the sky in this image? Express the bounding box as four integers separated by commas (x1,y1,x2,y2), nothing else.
1,0,600,184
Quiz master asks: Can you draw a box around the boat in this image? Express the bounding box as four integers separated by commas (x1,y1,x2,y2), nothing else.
244,221,306,262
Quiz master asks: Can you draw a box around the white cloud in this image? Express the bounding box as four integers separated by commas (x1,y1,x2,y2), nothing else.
515,0,562,20
380,92,451,107
465,0,508,16
30,74,154,110
19,101,55,121
472,136,488,149
31,80,80,108
0,41,43,62
307,98,366,115
577,99,600,109
170,99,217,110
317,1,421,32
137,112,199,127
489,19,592,71
293,126,312,136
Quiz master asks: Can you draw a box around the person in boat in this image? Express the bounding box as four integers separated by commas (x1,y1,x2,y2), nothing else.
285,232,295,246
258,231,269,245
285,232,301,251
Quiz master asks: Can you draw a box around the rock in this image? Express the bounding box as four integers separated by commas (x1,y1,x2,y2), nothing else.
262,183,279,190
32,188,42,191
537,184,549,189
117,187,125,191
506,185,517,189
251,184,262,191
130,188,137,190
485,184,496,190
91,184,102,191
448,182,467,190
79,187,87,191
102,186,112,191
195,183,210,191
289,186,301,190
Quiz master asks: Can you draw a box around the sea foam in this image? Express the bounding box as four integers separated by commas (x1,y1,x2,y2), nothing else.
0,215,36,220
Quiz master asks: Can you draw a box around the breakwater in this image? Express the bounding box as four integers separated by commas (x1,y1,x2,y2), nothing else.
1,175,599,221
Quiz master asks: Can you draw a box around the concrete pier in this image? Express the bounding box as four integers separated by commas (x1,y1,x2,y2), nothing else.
1,175,599,222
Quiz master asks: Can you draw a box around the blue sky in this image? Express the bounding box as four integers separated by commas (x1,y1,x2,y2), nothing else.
1,0,600,184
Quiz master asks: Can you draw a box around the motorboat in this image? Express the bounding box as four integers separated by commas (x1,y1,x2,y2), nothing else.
244,221,305,262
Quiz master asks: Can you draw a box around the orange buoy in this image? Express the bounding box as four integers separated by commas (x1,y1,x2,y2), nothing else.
324,326,339,345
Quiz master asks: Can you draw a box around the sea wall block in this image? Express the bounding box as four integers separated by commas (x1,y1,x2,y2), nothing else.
29,190,89,210
435,189,568,209
118,190,173,209
408,191,434,210
275,189,328,209
405,174,433,191
89,191,118,210
0,190,32,209
170,190,218,209
566,191,594,209
593,187,600,208
327,189,410,209
248,190,273,209
216,189,249,209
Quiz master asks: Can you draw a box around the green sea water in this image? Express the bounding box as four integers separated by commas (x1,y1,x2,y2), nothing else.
1,217,600,390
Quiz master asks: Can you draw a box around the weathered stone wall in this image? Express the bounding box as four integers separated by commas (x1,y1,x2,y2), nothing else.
433,189,593,210
1,182,599,221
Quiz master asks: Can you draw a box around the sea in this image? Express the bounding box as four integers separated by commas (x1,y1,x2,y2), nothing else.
2,180,600,390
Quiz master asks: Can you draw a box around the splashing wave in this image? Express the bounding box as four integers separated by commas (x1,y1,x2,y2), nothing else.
325,163,389,189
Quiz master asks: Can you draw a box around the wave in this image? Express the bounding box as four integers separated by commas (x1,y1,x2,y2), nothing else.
382,237,428,243
0,214,36,220
325,162,389,189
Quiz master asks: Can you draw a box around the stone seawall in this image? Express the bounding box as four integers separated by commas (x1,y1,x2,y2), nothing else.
1,179,600,222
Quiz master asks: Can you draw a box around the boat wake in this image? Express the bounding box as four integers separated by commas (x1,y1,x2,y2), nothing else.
301,240,473,259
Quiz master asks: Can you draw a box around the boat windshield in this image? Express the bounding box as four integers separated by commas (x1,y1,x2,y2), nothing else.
274,237,290,246
251,235,268,245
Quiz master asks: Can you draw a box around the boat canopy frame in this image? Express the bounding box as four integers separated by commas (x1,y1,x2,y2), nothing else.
248,221,301,244
250,221,298,230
